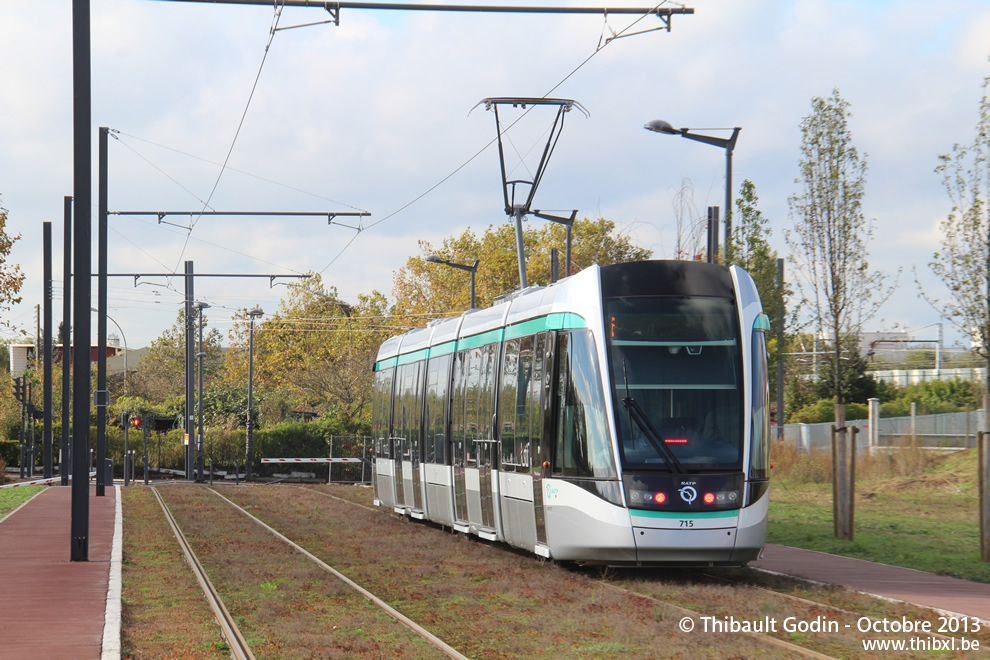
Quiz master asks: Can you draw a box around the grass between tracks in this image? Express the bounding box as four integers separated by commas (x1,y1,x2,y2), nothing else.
768,445,990,583
0,484,44,519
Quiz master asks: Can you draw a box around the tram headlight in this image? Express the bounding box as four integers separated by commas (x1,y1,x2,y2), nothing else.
703,492,715,505
654,492,666,504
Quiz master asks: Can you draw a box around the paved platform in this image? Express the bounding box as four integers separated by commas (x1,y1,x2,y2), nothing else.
0,485,119,659
753,543,990,622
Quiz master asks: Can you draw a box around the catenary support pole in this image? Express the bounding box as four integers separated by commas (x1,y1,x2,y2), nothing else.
70,0,92,562
776,258,785,442
61,196,71,485
43,222,53,478
185,261,195,480
95,126,108,496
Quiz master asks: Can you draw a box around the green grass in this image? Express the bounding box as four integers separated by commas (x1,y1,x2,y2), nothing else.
0,485,45,519
768,448,990,583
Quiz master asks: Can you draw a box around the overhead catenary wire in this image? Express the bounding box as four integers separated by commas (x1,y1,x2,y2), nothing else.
317,1,675,274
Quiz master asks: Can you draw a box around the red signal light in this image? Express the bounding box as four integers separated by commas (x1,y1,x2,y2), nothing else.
654,492,666,504
703,492,715,504
664,438,688,444
131,417,141,429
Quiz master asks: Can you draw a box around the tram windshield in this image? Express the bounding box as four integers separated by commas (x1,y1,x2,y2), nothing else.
606,296,743,471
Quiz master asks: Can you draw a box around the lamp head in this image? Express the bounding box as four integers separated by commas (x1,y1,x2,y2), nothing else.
424,255,443,264
644,119,680,135
248,308,264,319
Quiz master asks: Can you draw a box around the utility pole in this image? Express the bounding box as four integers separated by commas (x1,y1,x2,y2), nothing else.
43,222,53,479
61,196,72,486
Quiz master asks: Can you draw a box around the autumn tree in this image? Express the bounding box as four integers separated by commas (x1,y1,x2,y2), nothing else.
392,217,651,320
127,310,224,404
223,274,390,424
0,196,25,331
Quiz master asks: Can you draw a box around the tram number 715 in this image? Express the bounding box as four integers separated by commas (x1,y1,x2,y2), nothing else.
679,520,694,528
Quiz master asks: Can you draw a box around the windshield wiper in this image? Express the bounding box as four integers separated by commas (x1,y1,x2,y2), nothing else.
621,361,684,474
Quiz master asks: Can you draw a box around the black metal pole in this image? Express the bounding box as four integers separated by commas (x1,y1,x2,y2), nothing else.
143,422,149,485
96,126,108,497
43,222,53,479
185,261,194,480
777,258,786,441
70,0,92,562
197,305,207,481
246,315,256,482
61,196,71,485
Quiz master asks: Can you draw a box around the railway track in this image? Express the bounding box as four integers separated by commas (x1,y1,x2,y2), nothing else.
144,484,985,658
151,487,254,660
152,485,465,659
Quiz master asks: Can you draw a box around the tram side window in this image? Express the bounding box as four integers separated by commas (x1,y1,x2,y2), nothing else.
499,339,520,468
750,329,770,481
553,331,616,479
394,361,423,464
372,367,394,459
424,354,451,464
499,335,542,470
451,351,468,466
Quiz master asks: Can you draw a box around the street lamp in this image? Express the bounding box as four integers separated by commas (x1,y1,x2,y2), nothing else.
245,307,263,482
91,307,128,396
425,255,480,309
194,302,210,481
644,120,741,261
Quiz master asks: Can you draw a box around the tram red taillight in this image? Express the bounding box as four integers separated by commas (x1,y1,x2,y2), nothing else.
664,438,688,444
703,492,715,504
654,492,666,504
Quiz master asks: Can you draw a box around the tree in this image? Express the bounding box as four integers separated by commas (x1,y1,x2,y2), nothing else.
0,196,25,331
392,217,651,320
127,310,223,404
786,90,894,406
786,89,895,541
926,75,990,433
223,274,390,423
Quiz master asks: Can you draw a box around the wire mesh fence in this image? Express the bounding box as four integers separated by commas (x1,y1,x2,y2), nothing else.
781,409,984,453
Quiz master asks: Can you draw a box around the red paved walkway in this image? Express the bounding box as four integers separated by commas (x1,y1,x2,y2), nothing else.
753,543,990,622
0,485,116,659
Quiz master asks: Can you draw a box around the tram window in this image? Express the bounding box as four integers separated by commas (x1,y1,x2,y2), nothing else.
394,361,423,464
606,296,743,470
372,367,393,459
553,331,616,479
499,339,520,468
750,329,770,480
425,354,451,464
499,335,542,470
451,351,468,467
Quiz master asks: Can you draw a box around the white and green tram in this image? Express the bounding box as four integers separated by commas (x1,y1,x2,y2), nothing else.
371,260,771,565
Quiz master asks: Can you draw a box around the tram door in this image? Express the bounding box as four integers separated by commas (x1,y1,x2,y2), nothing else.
498,332,550,553
452,342,499,536
394,361,424,514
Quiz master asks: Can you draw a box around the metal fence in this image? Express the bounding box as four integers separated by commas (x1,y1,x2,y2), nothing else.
327,435,372,484
781,409,984,453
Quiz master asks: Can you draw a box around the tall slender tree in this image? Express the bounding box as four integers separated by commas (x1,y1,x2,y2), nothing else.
786,89,893,408
0,196,25,331
926,76,990,434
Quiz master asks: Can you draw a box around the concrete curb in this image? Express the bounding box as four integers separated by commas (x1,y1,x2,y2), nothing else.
101,485,122,659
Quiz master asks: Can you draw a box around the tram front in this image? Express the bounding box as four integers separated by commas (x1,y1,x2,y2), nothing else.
601,261,770,565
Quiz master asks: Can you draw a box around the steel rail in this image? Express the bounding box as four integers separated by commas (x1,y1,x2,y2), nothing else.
207,487,469,660
151,487,255,660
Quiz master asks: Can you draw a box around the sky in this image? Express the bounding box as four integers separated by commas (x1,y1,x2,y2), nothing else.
1,0,989,350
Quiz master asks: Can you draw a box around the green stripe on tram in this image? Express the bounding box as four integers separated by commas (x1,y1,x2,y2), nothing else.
396,348,430,366
377,312,590,369
374,356,397,371
630,509,739,520
456,327,505,350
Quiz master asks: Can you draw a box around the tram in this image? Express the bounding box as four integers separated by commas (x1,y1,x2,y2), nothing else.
371,260,770,565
